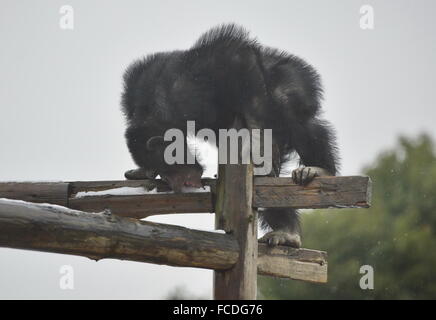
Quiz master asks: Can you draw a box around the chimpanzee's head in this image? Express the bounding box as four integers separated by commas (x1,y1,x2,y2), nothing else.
159,164,203,193
146,136,204,193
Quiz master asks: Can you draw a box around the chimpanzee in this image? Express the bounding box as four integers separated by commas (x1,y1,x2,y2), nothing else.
121,24,339,247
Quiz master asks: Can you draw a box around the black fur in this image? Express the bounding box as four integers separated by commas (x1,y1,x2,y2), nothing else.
121,24,339,239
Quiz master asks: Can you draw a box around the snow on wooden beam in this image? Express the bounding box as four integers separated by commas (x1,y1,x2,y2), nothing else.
0,199,327,283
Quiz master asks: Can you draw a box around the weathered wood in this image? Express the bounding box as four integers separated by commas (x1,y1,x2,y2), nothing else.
258,246,327,283
254,176,372,209
214,164,258,300
0,199,327,281
69,178,216,194
0,198,236,270
70,179,159,193
69,192,214,219
0,176,371,219
0,182,69,206
67,179,215,218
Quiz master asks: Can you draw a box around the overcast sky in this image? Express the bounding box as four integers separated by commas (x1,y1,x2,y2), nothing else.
0,0,435,299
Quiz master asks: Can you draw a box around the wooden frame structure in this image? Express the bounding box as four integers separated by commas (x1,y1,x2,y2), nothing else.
0,167,371,299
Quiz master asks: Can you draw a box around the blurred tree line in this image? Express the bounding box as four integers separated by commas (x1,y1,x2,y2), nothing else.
259,134,436,299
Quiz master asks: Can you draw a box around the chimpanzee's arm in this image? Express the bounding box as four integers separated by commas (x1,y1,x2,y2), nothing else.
125,125,163,171
291,118,339,184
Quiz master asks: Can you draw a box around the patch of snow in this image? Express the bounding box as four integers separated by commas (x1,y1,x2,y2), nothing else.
190,227,227,234
74,185,211,198
0,180,64,183
75,187,159,198
0,198,98,215
180,186,211,193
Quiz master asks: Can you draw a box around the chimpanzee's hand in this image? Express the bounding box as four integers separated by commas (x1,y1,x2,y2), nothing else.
292,166,330,185
124,168,157,180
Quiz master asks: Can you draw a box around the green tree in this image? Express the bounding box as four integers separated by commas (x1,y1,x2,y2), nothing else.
259,134,436,299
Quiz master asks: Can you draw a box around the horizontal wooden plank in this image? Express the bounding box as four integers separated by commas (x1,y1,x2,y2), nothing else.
258,245,327,283
0,198,237,270
69,192,214,219
0,199,327,282
0,182,69,206
69,179,160,193
253,176,371,209
67,179,217,218
69,178,216,194
0,176,371,217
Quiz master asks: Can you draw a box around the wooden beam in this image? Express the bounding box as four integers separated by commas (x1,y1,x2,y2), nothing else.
0,198,236,269
258,246,327,283
69,178,216,194
254,176,372,209
69,192,213,219
213,164,258,300
69,178,215,218
0,176,371,219
0,199,327,282
0,182,69,206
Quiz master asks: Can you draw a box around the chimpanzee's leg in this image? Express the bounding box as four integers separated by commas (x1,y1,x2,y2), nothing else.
259,208,301,247
259,119,339,247
243,114,302,247
124,125,160,180
257,139,302,247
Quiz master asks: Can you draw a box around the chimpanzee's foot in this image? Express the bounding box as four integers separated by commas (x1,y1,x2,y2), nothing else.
292,166,330,185
259,230,301,248
124,168,157,180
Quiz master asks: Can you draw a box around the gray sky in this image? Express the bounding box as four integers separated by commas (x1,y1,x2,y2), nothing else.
0,0,435,299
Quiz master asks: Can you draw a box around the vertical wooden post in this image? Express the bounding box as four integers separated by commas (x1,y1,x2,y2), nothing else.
213,163,258,299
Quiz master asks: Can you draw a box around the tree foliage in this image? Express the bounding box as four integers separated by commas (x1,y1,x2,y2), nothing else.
259,134,436,299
